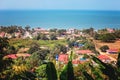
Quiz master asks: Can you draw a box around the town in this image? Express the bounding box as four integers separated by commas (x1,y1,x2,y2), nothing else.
0,25,120,80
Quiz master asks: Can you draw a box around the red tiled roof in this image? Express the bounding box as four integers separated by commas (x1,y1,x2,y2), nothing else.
0,32,5,37
4,54,31,59
16,53,31,57
5,54,17,59
72,60,80,64
76,50,92,55
107,49,119,53
58,54,68,63
98,55,110,60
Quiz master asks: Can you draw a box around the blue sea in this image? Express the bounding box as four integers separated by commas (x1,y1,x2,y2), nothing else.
0,10,120,30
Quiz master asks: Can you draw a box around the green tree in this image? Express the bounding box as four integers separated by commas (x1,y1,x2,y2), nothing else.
26,52,41,69
25,25,30,31
50,34,57,40
46,62,57,80
60,61,74,80
0,38,12,77
100,45,109,52
92,56,119,80
35,64,47,80
99,33,116,42
28,42,40,54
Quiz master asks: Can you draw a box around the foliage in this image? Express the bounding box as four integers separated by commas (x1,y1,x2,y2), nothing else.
0,38,13,78
7,46,17,54
83,71,94,80
94,33,100,40
53,44,67,55
9,38,67,49
49,28,57,33
0,37,9,54
82,27,94,36
100,45,109,52
99,33,116,42
67,40,75,48
26,52,41,69
92,56,119,80
1,57,36,80
114,30,120,38
57,29,66,36
28,42,41,54
117,51,120,68
46,62,57,80
60,61,74,80
35,64,47,80
34,49,50,60
0,25,19,33
35,33,49,40
50,34,58,40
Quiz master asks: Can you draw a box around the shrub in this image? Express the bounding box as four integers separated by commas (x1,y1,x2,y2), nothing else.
100,45,109,52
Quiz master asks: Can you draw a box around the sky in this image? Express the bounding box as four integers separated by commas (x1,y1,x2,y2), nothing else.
0,0,120,10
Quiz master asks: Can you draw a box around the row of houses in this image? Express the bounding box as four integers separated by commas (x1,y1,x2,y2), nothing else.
0,28,84,40
57,48,119,66
0,28,49,39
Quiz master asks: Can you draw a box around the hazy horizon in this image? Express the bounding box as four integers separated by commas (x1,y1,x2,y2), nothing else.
0,0,120,11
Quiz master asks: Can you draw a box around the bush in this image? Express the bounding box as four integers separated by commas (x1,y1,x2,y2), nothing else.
99,33,116,42
100,45,109,52
28,43,40,54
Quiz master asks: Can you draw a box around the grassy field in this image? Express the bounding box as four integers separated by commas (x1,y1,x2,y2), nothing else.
9,38,67,49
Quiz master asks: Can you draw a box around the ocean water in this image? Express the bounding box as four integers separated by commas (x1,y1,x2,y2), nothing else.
0,10,120,30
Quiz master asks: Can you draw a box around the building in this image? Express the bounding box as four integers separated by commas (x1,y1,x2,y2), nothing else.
76,50,93,55
98,55,111,63
107,28,115,33
58,54,68,64
23,31,32,39
0,32,6,38
106,49,119,54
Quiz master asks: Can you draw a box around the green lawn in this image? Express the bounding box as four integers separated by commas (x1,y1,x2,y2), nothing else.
9,38,67,49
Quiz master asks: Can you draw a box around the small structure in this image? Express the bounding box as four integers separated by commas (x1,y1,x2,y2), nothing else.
98,55,111,63
76,50,93,55
0,32,6,38
34,28,49,34
106,49,119,54
23,31,32,39
107,28,115,33
15,32,22,38
4,53,31,59
72,60,80,66
4,54,17,59
58,54,68,64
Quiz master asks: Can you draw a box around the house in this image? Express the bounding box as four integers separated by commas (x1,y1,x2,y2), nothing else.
23,31,32,39
58,54,68,64
15,32,22,38
16,53,31,57
98,55,111,63
4,53,31,59
76,50,93,55
32,31,38,37
107,28,115,33
4,54,17,59
0,32,6,38
106,49,119,54
5,33,12,38
66,28,75,34
34,28,49,34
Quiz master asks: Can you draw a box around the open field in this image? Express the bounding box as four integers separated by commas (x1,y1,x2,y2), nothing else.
94,40,120,49
94,40,120,60
9,38,67,49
